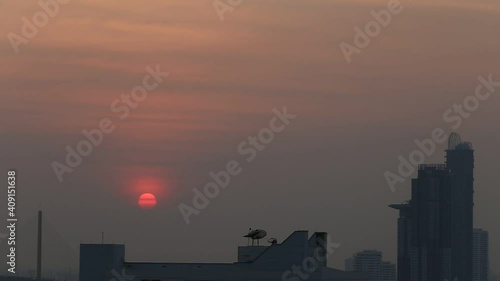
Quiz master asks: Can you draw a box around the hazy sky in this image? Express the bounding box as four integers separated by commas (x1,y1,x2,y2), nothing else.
1,0,499,275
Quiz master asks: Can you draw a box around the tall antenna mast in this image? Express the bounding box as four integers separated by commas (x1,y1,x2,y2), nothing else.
37,210,43,280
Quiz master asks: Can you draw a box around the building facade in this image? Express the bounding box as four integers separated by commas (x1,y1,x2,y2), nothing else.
345,250,394,281
446,133,475,281
345,258,354,272
411,164,452,281
351,250,382,281
381,261,396,281
388,203,411,281
473,228,489,281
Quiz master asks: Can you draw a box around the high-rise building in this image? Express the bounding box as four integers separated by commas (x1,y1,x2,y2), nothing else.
381,261,396,281
447,133,475,281
473,228,489,281
392,164,453,281
390,133,474,281
411,164,452,281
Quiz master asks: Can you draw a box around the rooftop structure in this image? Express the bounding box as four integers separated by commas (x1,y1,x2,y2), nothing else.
79,230,369,281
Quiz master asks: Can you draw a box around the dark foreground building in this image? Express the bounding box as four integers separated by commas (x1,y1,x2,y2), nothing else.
0,277,53,281
79,231,369,281
390,133,474,281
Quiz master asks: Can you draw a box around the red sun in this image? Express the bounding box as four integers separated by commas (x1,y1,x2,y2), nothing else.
138,193,157,209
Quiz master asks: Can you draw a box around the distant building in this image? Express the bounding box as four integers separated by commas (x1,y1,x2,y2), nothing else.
346,250,385,281
345,257,354,272
390,133,474,281
79,231,369,281
381,261,396,281
473,228,489,281
345,250,395,281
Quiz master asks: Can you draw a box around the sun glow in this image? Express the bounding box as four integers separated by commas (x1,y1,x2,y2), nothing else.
138,193,157,209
